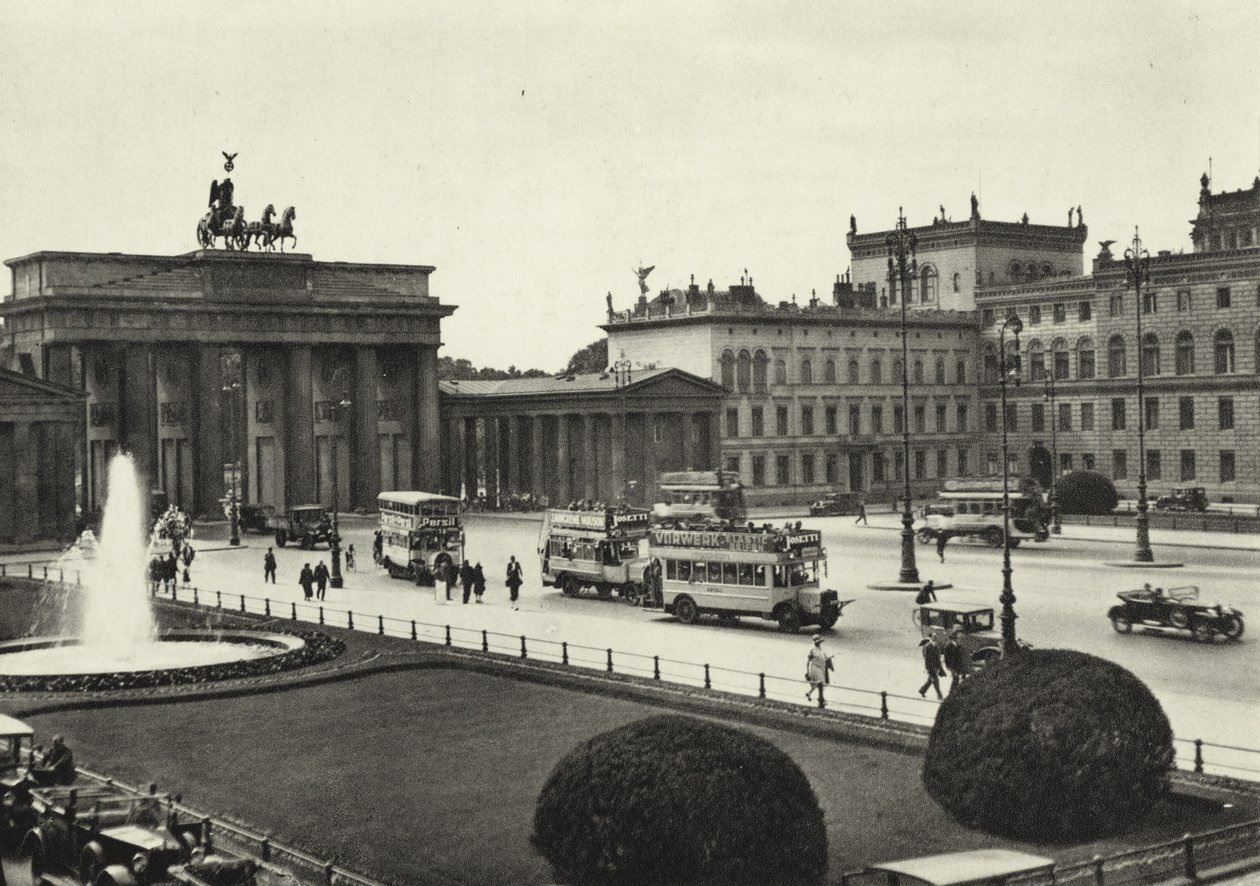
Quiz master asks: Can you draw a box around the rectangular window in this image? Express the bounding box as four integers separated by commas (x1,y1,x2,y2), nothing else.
937,449,948,478
915,451,927,480
776,405,789,437
1029,305,1042,325
1109,294,1123,316
1216,287,1231,309
1031,403,1045,432
1081,402,1095,431
654,421,663,443
984,402,998,433
751,455,765,486
1078,301,1092,321
986,451,998,476
1005,403,1017,431
1219,397,1234,430
872,452,887,483
775,454,790,485
825,453,839,484
957,402,968,432
825,405,837,435
1113,450,1128,480
1147,450,1161,481
801,454,815,485
1179,397,1194,430
1220,450,1236,483
1054,351,1069,380
751,407,764,437
1111,399,1126,431
1058,402,1071,430
893,405,904,434
914,404,926,433
1177,289,1191,312
1053,303,1066,323
981,308,995,328
1180,449,1196,481
1060,453,1073,472
871,406,884,434
957,449,969,476
1083,453,1095,470
936,403,947,432
894,450,904,481
724,455,741,477
1144,398,1159,430
725,408,739,438
801,405,814,436
1142,291,1158,314
849,405,861,436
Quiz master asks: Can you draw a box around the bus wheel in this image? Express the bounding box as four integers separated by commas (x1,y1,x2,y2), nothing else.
561,575,580,597
275,530,287,548
817,613,839,631
674,595,699,625
776,604,802,633
984,527,1004,547
596,584,613,599
620,582,641,605
916,529,934,544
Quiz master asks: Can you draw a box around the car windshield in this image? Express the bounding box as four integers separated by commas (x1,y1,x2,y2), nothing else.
965,611,994,631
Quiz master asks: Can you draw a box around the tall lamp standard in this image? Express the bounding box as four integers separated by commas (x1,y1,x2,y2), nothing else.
1124,228,1154,563
222,379,242,547
887,209,920,585
329,368,352,589
612,354,632,506
1042,364,1062,534
997,312,1024,655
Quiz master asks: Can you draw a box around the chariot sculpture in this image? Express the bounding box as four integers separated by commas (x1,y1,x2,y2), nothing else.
195,155,297,251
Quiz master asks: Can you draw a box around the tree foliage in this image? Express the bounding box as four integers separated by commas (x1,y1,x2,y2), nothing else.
923,649,1174,841
532,715,827,886
1056,470,1120,515
564,339,609,375
436,355,548,380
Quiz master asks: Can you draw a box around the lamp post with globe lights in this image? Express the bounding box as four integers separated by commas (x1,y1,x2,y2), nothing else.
997,312,1024,655
887,209,921,586
329,367,352,589
1042,365,1062,535
221,379,242,547
1124,228,1154,564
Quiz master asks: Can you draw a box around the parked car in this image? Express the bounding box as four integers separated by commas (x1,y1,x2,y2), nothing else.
1108,586,1244,642
268,505,332,549
1154,487,1209,512
236,504,275,534
809,492,862,517
913,602,1028,672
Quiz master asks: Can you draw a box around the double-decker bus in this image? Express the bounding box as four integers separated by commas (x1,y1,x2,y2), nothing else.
377,491,464,584
652,470,746,528
917,477,1050,548
539,507,652,602
645,524,851,632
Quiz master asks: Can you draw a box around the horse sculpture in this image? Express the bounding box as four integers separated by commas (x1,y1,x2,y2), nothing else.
196,199,294,252
270,206,297,252
197,205,247,250
242,204,276,251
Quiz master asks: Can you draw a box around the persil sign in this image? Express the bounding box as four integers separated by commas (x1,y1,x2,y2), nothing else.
418,515,458,529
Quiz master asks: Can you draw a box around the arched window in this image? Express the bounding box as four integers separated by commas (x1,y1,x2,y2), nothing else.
912,358,924,383
870,358,882,384
1077,337,1095,379
1027,340,1045,382
956,358,967,384
1108,335,1127,378
720,350,736,390
1214,329,1235,374
952,273,960,293
1009,261,1023,281
892,359,904,383
847,359,859,384
824,358,836,384
982,344,997,383
1175,331,1194,375
934,357,946,384
1041,262,1053,278
1052,338,1069,380
921,266,938,303
736,349,751,392
1141,333,1160,376
774,358,787,385
800,358,813,384
752,350,768,392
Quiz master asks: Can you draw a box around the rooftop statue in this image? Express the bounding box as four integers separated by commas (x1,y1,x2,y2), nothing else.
634,265,655,295
195,153,297,251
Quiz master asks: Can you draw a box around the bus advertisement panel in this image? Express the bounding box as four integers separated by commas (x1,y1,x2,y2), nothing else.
377,491,464,585
539,508,652,602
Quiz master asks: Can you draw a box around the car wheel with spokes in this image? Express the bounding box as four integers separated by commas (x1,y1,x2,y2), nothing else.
1110,614,1133,634
620,582,641,606
1191,621,1215,643
776,604,802,633
1223,615,1245,641
674,595,699,625
561,575,580,597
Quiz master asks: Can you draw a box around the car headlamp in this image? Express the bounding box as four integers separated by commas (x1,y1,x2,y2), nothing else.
132,852,150,874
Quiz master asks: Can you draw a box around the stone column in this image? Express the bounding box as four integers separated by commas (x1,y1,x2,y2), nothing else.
193,346,224,517
484,416,499,506
681,411,696,471
506,415,522,496
353,347,381,509
530,416,545,500
415,345,441,490
285,346,316,506
582,413,597,500
10,424,35,544
644,412,660,506
707,411,721,470
611,411,627,503
556,414,571,504
443,417,463,498
463,417,479,500
121,344,158,490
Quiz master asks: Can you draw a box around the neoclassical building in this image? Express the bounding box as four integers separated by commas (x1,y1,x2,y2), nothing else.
1,249,454,518
974,174,1260,502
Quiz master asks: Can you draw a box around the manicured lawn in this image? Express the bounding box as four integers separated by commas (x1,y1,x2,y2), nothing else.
25,669,1257,885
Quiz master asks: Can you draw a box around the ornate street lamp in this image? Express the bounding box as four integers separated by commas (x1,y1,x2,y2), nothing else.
1042,364,1062,535
997,312,1024,654
221,380,241,547
1124,228,1154,563
887,209,920,585
329,368,351,589
612,354,632,506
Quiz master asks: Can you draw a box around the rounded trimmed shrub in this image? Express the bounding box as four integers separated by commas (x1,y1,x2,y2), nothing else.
532,714,827,885
1056,470,1119,515
923,649,1174,841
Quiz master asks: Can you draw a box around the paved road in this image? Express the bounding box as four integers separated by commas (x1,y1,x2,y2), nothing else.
137,512,1258,764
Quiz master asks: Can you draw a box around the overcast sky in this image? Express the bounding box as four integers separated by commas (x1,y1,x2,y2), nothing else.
2,2,1257,372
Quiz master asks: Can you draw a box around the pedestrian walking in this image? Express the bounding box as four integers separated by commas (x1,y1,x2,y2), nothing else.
263,547,277,584
915,579,937,605
918,636,946,700
943,628,966,694
446,560,459,601
459,559,475,605
936,533,947,563
854,501,867,525
506,555,523,609
314,560,330,601
299,563,314,601
372,530,383,565
473,561,487,604
804,634,833,701
346,544,356,572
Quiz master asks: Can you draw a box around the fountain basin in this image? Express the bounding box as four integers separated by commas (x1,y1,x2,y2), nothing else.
0,629,344,693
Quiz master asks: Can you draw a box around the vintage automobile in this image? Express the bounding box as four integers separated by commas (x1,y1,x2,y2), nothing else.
1154,486,1209,512
809,492,862,517
268,505,332,549
235,504,275,535
1108,586,1244,642
913,602,1028,672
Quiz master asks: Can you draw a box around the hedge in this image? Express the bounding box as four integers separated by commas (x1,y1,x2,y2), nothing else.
1056,470,1119,515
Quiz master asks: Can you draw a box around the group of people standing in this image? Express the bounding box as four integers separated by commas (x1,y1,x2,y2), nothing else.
148,543,196,592
297,561,331,601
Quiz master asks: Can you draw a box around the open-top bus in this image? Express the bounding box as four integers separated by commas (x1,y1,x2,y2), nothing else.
918,477,1049,548
645,524,851,632
539,507,652,602
378,491,464,585
651,470,746,528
